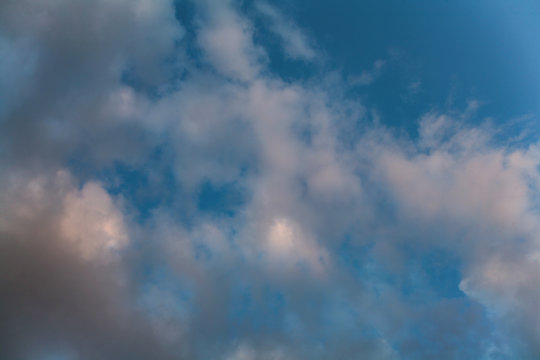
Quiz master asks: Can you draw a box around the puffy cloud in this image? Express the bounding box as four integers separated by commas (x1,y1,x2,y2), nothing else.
61,182,128,261
197,0,264,81
0,169,178,360
264,217,330,276
365,112,540,358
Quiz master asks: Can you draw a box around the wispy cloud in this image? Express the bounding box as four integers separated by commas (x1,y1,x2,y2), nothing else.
348,59,386,86
255,1,317,61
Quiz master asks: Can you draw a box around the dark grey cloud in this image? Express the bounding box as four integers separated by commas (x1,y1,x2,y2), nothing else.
0,180,180,360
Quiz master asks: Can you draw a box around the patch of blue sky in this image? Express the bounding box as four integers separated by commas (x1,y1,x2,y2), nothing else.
68,145,177,222
261,0,540,141
174,0,205,65
120,62,185,100
338,233,465,305
196,179,248,217
398,245,465,300
229,285,288,333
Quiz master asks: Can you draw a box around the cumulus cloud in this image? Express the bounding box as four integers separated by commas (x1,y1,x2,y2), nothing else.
0,170,178,360
2,0,540,359
61,181,129,261
263,217,330,276
362,112,540,358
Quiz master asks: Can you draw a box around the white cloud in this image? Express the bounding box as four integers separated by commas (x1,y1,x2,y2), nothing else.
197,0,264,81
364,111,540,357
61,181,128,261
264,217,329,275
378,119,537,238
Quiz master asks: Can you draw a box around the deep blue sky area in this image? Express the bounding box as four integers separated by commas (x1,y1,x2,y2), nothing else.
265,0,540,131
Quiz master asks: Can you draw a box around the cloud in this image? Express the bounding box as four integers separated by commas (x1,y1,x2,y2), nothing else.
349,59,386,86
0,0,183,173
363,112,540,358
197,0,264,81
1,0,540,359
0,170,179,360
255,1,316,61
61,181,129,261
264,217,330,276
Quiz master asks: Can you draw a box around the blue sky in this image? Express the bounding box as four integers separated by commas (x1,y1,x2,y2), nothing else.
1,0,540,359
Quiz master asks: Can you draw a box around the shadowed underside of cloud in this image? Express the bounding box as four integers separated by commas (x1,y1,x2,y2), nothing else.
1,0,540,359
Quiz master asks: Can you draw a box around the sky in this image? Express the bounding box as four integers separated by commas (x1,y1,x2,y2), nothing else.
1,0,540,359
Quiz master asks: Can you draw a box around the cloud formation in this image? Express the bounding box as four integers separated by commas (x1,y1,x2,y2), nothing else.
255,1,316,61
1,0,540,359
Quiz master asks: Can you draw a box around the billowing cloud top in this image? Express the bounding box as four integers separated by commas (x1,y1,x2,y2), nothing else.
2,0,540,359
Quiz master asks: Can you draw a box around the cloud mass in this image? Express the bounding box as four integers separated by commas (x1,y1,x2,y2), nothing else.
1,0,540,359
